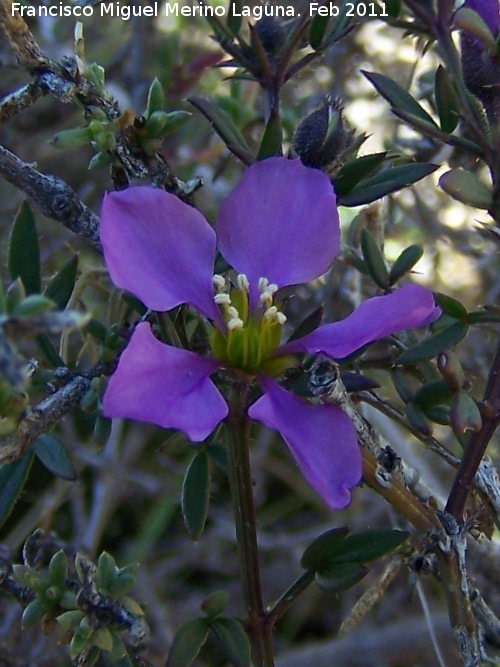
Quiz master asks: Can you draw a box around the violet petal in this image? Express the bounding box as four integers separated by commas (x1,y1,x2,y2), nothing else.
216,158,340,304
282,284,441,358
249,378,361,509
101,187,220,322
103,323,228,441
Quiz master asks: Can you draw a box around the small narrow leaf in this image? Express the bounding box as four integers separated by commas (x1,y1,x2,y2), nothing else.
8,202,41,295
333,152,387,197
166,618,209,667
435,65,459,133
182,450,210,541
360,229,389,289
301,527,350,570
188,97,252,161
309,12,329,49
338,163,438,207
0,450,34,530
328,529,410,564
44,255,79,309
389,245,423,285
362,70,438,127
257,109,283,160
211,617,251,667
227,0,243,35
433,293,468,319
287,306,323,343
315,563,368,593
439,169,492,209
33,433,77,481
397,322,469,363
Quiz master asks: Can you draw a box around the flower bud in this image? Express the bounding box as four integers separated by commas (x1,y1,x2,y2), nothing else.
293,100,353,169
252,16,286,55
437,350,465,392
450,391,482,434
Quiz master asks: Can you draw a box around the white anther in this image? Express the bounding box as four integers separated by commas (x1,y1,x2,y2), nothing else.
214,293,231,305
212,274,226,291
227,306,240,320
237,274,249,291
264,306,278,321
276,312,287,325
258,277,269,292
227,317,244,330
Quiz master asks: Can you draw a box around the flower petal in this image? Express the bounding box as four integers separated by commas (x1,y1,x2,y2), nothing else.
216,158,340,299
101,187,220,321
464,0,499,35
281,284,441,359
248,378,361,509
103,323,228,441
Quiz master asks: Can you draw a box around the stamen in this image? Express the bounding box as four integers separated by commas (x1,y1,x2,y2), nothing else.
276,312,287,325
227,317,244,330
212,274,226,292
264,306,278,321
258,277,269,292
214,293,231,305
227,306,240,320
237,274,249,291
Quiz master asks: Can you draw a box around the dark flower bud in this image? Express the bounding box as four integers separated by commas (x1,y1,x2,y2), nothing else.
293,99,353,169
437,349,465,392
459,0,500,122
252,16,286,55
450,391,482,434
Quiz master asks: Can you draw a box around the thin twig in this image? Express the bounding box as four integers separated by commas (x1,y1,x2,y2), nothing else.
0,144,102,250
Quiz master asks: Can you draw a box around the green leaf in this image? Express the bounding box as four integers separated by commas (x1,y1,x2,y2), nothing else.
201,590,230,620
188,97,252,162
362,70,438,127
22,598,49,628
227,0,243,35
33,433,77,481
433,293,468,320
434,65,459,133
413,380,453,409
49,549,68,587
257,109,282,160
315,562,368,593
466,311,500,324
287,306,323,343
182,450,210,541
301,527,350,570
97,552,118,593
206,442,228,472
337,163,438,207
439,169,492,209
166,617,209,667
0,450,34,530
328,529,409,564
360,229,389,289
389,245,423,285
146,77,164,117
8,201,41,295
333,152,387,197
44,255,78,309
211,617,251,667
396,321,469,364
309,12,329,49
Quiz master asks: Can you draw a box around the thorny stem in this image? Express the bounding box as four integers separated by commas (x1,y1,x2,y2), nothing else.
446,340,500,522
226,384,274,667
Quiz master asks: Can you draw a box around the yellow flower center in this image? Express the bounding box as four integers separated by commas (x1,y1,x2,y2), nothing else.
209,273,294,376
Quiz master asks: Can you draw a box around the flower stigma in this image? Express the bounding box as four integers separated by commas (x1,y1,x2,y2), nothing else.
210,273,292,375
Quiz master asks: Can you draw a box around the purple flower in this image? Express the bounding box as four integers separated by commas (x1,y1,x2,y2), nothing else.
461,0,500,121
100,157,440,509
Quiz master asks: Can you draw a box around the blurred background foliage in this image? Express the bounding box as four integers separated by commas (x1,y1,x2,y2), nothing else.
0,1,498,665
